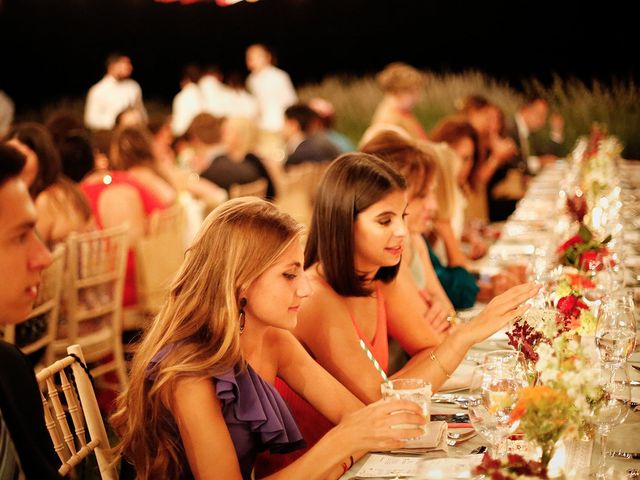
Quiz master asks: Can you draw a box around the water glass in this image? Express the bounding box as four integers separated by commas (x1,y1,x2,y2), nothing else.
595,302,637,367
381,378,431,437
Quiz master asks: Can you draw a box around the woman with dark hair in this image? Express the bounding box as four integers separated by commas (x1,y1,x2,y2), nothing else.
5,123,93,247
257,153,538,474
81,125,174,307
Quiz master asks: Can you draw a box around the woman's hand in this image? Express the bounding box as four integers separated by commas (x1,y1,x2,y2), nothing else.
467,282,540,344
334,399,426,452
424,298,451,334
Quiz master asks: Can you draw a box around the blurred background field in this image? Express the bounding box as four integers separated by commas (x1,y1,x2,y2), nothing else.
18,71,640,159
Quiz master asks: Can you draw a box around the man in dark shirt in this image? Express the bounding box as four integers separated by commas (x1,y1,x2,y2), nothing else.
0,143,61,479
283,104,340,167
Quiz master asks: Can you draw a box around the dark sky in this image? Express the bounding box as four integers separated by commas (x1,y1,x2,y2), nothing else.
0,0,636,112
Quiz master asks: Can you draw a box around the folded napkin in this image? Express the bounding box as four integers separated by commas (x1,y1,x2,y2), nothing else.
388,421,448,454
440,362,475,392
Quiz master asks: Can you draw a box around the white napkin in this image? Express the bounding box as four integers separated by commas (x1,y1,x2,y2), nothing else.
440,362,475,392
389,421,448,454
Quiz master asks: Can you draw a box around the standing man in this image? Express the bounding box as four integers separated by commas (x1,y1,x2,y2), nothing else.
246,44,297,161
171,65,205,137
84,53,147,131
0,144,61,479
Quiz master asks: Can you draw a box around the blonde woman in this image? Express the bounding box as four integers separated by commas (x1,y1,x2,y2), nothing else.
111,198,425,480
371,62,428,140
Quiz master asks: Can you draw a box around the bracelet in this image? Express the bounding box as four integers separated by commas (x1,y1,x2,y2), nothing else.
430,351,451,379
341,455,354,474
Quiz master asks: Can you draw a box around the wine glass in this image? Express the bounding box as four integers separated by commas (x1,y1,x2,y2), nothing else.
595,302,637,367
582,257,612,303
590,365,631,479
468,352,529,457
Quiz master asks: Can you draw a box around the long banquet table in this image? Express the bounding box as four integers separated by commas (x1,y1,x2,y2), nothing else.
342,159,640,479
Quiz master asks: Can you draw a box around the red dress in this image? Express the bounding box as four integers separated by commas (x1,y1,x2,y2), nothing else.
81,171,167,307
254,287,389,476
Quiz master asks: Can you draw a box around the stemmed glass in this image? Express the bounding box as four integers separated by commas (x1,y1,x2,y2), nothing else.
468,351,529,457
582,257,612,303
595,301,637,368
590,365,631,479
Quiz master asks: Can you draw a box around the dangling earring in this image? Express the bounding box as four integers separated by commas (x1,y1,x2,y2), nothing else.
239,298,247,334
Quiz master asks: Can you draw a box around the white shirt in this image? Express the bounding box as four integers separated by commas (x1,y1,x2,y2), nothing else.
199,75,229,118
171,82,205,137
223,89,259,120
247,65,297,132
84,75,147,130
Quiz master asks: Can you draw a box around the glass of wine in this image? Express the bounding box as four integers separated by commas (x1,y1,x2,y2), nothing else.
595,302,637,367
468,352,529,457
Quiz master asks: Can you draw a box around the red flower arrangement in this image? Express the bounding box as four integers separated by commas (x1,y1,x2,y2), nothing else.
474,452,549,479
556,294,589,331
557,223,611,270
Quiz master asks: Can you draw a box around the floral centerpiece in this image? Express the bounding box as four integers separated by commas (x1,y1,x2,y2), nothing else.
556,223,611,271
476,337,604,478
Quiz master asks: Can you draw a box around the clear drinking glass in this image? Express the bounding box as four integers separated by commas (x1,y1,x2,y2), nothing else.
590,365,631,479
381,378,431,438
595,302,637,367
468,353,529,457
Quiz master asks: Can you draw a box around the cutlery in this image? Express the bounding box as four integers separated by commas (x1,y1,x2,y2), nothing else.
609,451,640,460
446,432,477,446
447,430,476,440
632,365,640,374
469,445,487,455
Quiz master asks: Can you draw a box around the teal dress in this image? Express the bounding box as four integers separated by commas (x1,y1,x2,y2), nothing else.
426,241,479,309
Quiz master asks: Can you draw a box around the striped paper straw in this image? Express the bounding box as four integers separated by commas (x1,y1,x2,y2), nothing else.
358,339,390,384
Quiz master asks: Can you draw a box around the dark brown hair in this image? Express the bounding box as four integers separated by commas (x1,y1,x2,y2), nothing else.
6,122,61,197
305,153,406,297
430,117,480,188
110,125,155,170
360,130,436,199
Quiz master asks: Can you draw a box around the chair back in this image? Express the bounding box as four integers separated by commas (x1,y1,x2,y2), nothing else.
52,225,129,388
275,162,317,226
3,245,66,358
36,344,118,479
134,204,186,319
229,177,268,199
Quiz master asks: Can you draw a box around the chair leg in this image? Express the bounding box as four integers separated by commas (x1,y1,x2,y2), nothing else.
113,338,129,389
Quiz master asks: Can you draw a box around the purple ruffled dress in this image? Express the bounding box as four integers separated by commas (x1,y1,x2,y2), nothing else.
147,346,306,480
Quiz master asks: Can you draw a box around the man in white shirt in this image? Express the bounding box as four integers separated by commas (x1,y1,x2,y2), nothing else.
199,66,229,119
172,65,205,137
84,53,147,131
246,44,297,134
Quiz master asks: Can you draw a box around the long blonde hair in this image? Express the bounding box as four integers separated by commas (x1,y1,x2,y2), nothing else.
424,141,461,221
111,197,303,479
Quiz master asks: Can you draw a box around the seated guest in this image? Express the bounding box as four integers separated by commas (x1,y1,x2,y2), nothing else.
508,95,564,175
457,95,520,222
0,144,62,479
201,116,277,199
430,118,487,259
360,129,469,311
57,131,96,183
5,123,94,247
81,126,173,307
257,153,538,474
111,198,424,480
371,62,428,140
283,104,339,167
45,110,85,149
307,97,355,153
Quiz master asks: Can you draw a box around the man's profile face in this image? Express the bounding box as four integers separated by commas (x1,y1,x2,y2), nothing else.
110,56,133,80
246,46,271,72
0,178,51,325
